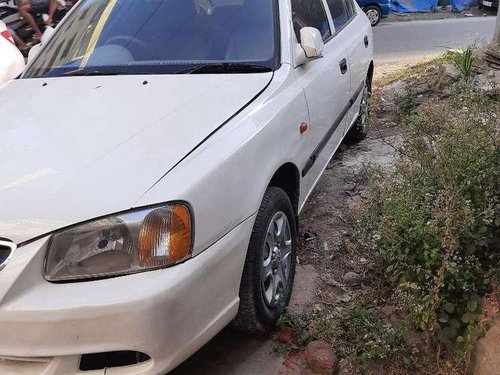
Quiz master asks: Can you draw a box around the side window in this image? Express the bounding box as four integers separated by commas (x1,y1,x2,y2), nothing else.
291,0,332,42
345,0,356,17
343,0,356,18
326,0,353,31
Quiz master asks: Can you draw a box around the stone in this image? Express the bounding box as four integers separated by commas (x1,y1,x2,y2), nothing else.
342,272,360,285
277,327,293,344
443,63,461,80
473,71,500,96
473,321,500,375
380,80,407,101
337,293,353,303
306,341,336,374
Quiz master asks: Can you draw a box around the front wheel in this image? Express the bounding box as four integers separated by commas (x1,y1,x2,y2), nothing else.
233,186,297,333
364,5,382,27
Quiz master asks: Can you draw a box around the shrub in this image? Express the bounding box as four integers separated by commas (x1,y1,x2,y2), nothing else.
340,303,410,364
355,81,499,356
454,46,475,80
277,303,411,366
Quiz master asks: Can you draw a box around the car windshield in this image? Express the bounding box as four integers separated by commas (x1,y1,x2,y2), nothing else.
23,0,278,78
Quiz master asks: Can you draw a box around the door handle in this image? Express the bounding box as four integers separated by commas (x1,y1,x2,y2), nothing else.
364,36,369,47
339,58,348,75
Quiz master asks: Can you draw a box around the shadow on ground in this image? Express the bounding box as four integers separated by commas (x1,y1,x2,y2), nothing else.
170,264,318,375
171,328,279,375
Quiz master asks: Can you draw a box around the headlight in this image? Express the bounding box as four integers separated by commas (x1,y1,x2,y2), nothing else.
44,203,192,282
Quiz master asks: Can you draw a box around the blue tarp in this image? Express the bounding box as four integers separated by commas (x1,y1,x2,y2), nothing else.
450,0,478,12
391,0,438,13
391,0,478,13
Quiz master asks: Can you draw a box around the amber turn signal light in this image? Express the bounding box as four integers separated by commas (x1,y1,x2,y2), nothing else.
137,204,192,267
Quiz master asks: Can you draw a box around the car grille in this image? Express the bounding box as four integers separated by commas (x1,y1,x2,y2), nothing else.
0,240,15,272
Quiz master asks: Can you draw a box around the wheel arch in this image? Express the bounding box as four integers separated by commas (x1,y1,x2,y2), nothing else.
268,162,300,222
367,60,374,92
364,3,383,12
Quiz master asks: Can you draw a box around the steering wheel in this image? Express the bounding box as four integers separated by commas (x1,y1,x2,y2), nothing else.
104,36,157,60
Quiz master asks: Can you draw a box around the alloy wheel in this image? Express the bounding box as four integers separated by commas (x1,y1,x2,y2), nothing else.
261,211,292,308
358,83,370,134
366,9,380,26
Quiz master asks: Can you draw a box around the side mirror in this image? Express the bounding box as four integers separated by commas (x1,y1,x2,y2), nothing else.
300,27,324,58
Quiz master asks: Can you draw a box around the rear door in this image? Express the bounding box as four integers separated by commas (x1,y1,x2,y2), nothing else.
326,0,372,131
291,0,352,205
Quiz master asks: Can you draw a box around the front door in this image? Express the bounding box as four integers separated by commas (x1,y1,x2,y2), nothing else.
327,0,372,132
291,0,352,208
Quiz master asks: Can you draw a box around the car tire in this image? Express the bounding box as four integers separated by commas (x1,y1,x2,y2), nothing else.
346,78,371,143
364,5,382,27
232,186,297,333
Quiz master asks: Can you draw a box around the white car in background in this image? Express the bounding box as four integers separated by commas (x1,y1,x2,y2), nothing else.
0,0,373,374
0,20,24,86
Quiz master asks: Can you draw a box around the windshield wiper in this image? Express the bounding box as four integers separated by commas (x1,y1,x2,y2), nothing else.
59,63,272,77
62,69,130,77
176,63,272,75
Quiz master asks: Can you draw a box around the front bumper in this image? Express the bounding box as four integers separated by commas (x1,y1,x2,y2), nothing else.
0,215,254,375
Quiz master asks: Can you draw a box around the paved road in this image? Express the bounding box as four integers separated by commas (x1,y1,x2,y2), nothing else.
374,17,496,64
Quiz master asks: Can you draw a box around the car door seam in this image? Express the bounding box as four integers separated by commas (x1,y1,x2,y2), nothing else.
301,81,364,177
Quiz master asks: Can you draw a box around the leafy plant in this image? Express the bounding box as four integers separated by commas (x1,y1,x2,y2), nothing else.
354,75,499,364
276,312,312,347
454,46,475,80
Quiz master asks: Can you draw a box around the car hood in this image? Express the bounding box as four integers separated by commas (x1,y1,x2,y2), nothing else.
0,73,272,244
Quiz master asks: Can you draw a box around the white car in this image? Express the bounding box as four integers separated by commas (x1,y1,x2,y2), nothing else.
0,20,24,86
0,0,373,374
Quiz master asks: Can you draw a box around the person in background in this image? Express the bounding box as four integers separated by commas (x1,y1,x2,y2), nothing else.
15,0,57,42
8,26,29,54
0,0,28,52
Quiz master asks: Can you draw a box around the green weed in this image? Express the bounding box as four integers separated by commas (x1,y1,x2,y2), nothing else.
354,63,499,369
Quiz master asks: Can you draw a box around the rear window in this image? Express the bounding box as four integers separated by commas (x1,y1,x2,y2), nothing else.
24,0,278,78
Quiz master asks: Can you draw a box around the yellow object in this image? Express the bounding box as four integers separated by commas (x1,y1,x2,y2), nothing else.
80,0,117,68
